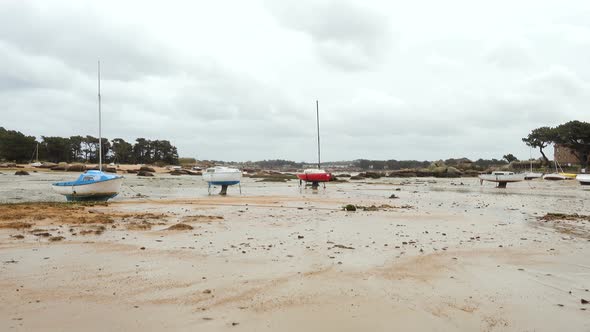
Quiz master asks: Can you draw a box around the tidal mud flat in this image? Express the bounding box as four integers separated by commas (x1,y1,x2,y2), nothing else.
0,173,589,331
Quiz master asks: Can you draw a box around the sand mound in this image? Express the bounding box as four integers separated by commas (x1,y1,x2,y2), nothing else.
166,223,194,231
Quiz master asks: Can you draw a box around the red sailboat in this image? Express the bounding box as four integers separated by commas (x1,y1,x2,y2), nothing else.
297,100,332,188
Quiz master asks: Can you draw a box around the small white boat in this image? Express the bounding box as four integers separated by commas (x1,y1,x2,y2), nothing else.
543,159,569,181
543,173,567,181
524,149,542,180
479,171,525,188
576,174,590,186
202,166,242,195
30,143,42,167
524,172,543,180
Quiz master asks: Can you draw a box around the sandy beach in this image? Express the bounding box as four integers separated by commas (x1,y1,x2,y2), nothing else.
1,172,589,331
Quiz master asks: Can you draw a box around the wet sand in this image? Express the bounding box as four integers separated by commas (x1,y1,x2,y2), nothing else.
1,173,589,331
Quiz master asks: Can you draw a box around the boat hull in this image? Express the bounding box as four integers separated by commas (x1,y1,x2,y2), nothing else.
576,174,590,185
543,173,567,181
478,174,525,183
52,177,123,201
202,169,242,186
524,172,543,180
297,173,331,182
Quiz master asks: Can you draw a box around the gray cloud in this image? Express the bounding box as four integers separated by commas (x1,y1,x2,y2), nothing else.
265,0,394,70
1,0,590,162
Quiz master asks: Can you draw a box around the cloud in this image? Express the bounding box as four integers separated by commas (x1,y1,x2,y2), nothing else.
1,0,590,162
265,0,394,70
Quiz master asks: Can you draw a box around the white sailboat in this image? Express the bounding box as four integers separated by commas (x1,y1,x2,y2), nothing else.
479,171,525,188
202,166,242,195
52,61,124,201
543,159,567,181
575,174,590,186
523,148,542,180
29,143,42,167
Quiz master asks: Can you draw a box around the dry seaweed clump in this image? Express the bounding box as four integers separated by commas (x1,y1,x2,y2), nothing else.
182,215,224,223
166,223,194,231
343,204,357,211
49,236,65,242
126,221,153,231
0,222,32,229
539,213,590,222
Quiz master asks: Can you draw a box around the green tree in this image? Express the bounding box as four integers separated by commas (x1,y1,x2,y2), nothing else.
0,127,37,163
522,126,554,165
69,135,84,162
503,154,518,163
42,136,72,163
552,121,590,168
111,138,133,164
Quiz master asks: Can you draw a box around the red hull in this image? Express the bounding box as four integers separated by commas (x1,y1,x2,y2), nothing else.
296,173,331,182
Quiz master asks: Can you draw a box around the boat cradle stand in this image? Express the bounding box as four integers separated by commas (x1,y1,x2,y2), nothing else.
480,179,509,188
208,183,242,196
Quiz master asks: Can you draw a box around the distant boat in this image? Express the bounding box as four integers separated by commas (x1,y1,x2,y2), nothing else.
576,174,590,186
202,166,242,195
296,100,331,187
52,61,123,201
479,171,525,188
523,149,542,180
543,159,568,181
29,143,42,168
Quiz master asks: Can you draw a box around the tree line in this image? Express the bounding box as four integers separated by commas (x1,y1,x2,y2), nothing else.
522,120,590,167
0,127,179,165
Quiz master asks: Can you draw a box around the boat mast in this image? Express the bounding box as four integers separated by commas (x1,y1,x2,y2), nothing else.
316,100,321,169
98,61,102,172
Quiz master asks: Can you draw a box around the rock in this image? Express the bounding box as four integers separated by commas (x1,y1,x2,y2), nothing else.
126,169,139,174
0,162,17,168
389,194,399,199
582,299,589,304
50,162,68,171
203,289,212,294
139,166,155,172
49,236,65,242
170,169,189,175
137,171,154,177
14,170,29,176
140,247,146,250
297,235,304,239
67,164,86,172
105,167,117,173
446,166,461,176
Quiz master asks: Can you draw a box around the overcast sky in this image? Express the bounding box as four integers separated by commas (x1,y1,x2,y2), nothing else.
1,0,589,162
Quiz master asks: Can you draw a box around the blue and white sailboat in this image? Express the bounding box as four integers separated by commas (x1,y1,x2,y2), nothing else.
52,61,123,201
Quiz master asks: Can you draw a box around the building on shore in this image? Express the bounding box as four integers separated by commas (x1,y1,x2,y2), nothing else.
554,144,590,166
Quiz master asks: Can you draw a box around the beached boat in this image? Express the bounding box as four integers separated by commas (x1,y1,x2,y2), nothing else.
202,166,242,195
576,174,590,185
296,100,331,188
52,61,123,201
524,172,543,180
29,143,42,167
542,159,570,181
52,170,123,201
543,173,567,180
479,171,525,188
297,168,332,182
